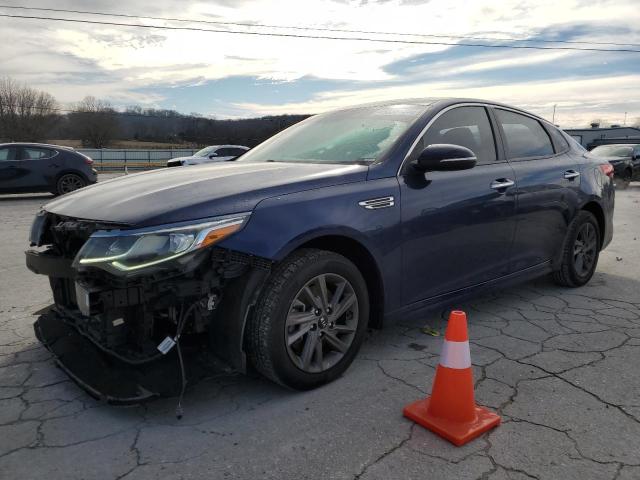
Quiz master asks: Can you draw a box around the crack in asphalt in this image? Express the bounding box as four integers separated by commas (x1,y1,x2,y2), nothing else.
2,189,640,479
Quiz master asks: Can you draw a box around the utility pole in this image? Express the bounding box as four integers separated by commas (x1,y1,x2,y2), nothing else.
552,104,557,124
624,112,627,126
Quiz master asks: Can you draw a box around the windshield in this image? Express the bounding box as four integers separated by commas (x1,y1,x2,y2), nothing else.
194,146,217,157
238,104,425,164
591,145,633,157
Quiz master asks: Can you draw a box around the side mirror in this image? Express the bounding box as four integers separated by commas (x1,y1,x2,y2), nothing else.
413,144,477,172
208,153,218,158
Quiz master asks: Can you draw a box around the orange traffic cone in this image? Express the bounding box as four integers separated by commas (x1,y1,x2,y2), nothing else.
403,310,500,446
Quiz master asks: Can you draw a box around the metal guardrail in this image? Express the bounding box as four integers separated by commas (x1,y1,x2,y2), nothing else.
78,149,198,171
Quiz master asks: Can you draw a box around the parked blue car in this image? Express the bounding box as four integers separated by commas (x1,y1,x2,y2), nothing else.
0,143,97,195
26,99,615,400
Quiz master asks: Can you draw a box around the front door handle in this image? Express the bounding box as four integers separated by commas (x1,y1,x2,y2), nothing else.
564,169,580,180
490,178,515,190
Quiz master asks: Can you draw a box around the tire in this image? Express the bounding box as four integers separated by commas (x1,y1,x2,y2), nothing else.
553,211,601,287
246,248,369,390
615,169,632,190
56,173,86,195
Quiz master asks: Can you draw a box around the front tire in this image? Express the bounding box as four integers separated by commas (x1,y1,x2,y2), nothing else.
246,248,369,390
553,211,601,287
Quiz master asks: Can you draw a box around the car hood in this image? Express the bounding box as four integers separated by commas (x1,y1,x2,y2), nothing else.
44,162,369,227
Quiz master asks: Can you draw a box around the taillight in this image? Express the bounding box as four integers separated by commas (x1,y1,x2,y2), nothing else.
599,163,614,178
84,157,94,165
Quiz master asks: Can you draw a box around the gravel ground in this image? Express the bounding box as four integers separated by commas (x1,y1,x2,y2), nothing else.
1,178,639,480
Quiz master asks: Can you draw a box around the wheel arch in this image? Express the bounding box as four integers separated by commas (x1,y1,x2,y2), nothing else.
292,235,385,329
580,200,606,248
52,169,89,191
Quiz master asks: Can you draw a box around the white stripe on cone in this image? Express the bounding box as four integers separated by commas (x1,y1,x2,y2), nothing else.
440,340,472,369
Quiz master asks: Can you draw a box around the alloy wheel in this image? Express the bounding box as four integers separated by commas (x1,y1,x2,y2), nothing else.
573,223,597,276
285,273,358,373
58,174,84,194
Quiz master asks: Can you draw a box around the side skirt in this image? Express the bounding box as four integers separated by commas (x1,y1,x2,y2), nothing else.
385,261,553,323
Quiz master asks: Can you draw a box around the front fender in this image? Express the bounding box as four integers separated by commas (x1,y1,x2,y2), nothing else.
218,177,403,312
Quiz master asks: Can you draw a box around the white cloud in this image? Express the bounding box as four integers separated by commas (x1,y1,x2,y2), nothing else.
0,0,638,125
230,73,640,127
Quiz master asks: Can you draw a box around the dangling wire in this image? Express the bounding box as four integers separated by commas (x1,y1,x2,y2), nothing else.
174,302,197,419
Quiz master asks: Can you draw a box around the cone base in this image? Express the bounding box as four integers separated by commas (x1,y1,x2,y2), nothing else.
403,396,501,446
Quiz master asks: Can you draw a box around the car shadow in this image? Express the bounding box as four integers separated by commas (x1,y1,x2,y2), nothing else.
0,193,54,202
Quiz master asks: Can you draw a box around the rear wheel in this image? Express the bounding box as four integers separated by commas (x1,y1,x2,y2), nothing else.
56,173,86,195
615,169,632,190
553,211,600,287
246,248,369,390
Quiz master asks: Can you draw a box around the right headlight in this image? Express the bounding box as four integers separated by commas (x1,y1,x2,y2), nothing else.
72,213,250,274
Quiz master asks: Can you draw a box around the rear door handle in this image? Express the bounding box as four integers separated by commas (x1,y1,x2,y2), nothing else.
564,170,580,180
490,178,515,190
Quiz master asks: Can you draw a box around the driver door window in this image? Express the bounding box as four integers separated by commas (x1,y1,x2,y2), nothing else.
0,147,18,161
417,106,498,164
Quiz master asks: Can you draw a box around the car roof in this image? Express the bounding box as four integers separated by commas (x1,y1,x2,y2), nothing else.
593,143,639,147
209,145,249,149
0,142,75,151
328,98,552,124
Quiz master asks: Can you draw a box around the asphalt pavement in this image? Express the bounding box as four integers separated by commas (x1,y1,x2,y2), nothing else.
1,178,639,480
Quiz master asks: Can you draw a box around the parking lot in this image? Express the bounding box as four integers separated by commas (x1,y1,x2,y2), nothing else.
0,180,639,480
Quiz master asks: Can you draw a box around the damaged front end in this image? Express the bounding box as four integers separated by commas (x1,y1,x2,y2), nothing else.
26,210,271,404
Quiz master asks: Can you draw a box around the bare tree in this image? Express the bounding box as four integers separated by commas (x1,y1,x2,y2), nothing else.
69,96,120,148
0,76,58,141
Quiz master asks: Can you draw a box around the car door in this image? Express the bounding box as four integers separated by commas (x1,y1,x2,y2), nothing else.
633,145,640,180
492,108,582,272
0,146,23,191
400,105,517,305
11,146,59,189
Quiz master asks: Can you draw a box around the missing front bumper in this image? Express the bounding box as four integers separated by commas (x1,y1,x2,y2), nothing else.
34,309,219,405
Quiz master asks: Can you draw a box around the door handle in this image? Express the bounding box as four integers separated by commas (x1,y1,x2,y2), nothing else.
564,170,580,180
490,178,515,190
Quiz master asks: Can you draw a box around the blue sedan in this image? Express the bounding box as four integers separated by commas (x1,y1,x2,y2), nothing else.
26,98,614,399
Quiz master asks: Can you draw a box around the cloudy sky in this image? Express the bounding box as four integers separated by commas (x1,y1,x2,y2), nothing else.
1,0,639,126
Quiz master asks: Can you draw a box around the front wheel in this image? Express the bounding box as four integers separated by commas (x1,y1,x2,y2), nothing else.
246,249,369,390
553,211,601,287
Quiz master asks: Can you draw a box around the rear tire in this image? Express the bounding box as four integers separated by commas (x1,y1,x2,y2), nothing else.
615,169,632,190
246,248,369,390
56,173,86,195
553,211,600,287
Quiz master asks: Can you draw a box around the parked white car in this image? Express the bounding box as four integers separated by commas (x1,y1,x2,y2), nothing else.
167,145,249,167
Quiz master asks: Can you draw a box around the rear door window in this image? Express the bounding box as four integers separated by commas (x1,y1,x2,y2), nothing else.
215,148,234,157
495,109,554,159
20,147,55,160
420,106,497,164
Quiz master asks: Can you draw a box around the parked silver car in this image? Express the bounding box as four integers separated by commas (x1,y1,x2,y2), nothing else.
167,145,249,167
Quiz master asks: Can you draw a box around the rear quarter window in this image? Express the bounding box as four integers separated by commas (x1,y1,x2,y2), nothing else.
546,126,570,153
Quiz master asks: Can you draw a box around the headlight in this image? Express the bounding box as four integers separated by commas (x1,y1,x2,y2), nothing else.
73,213,250,274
